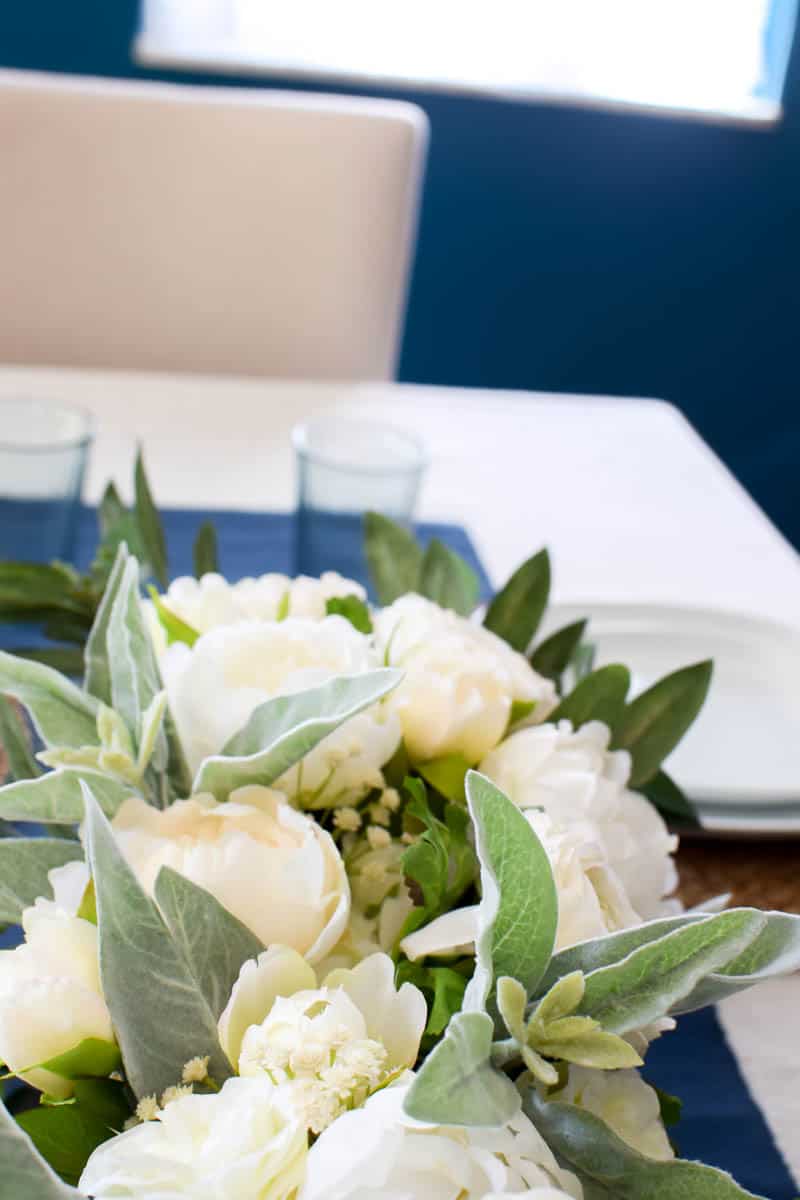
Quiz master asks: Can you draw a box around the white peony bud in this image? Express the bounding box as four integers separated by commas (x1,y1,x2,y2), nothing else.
480,721,679,920
373,595,557,764
111,787,349,964
160,617,400,806
0,862,114,1098
80,1075,307,1199
154,571,367,633
299,1080,583,1199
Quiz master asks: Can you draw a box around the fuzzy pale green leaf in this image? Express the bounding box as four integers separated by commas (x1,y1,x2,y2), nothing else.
0,768,133,825
0,837,84,925
154,866,265,1020
403,1011,520,1127
464,771,557,1011
0,652,99,750
83,786,232,1099
0,1097,81,1199
84,543,129,706
193,669,402,799
525,1090,767,1199
576,909,766,1033
0,695,40,781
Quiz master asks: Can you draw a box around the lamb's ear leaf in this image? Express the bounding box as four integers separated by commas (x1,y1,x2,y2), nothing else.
575,909,766,1033
0,652,99,750
83,784,232,1100
154,866,265,1021
193,669,402,800
0,769,132,825
483,549,550,653
463,771,557,1013
0,837,85,925
0,1096,82,1198
403,1011,520,1127
525,1090,768,1199
364,512,423,605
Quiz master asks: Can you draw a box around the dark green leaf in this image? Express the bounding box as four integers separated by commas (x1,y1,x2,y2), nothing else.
41,613,93,646
134,448,168,588
640,770,699,827
653,1085,683,1128
525,1090,766,1199
17,1080,130,1189
483,549,550,652
395,961,470,1039
154,866,265,1020
192,521,219,578
400,778,477,938
0,695,39,782
97,483,127,539
418,539,479,616
363,512,423,605
530,619,588,684
325,595,373,634
550,664,630,730
16,648,85,677
0,563,85,616
613,661,713,787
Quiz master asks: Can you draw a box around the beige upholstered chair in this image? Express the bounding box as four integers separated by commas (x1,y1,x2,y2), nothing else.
0,70,427,378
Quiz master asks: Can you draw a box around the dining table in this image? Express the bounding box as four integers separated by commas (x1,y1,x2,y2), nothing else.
1,363,799,1192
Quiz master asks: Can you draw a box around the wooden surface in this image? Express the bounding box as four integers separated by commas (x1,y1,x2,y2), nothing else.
676,837,800,913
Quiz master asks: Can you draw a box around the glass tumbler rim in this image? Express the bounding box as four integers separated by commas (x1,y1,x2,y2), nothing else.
292,415,428,478
0,396,95,455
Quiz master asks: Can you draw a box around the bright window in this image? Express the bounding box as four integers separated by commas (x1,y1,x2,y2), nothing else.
138,0,798,122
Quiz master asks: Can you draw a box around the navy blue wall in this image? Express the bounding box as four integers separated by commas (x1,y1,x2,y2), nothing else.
2,2,799,545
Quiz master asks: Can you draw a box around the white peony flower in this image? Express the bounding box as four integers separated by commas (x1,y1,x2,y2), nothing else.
548,1067,673,1162
161,617,400,805
480,721,679,920
218,948,426,1135
299,1081,583,1200
156,571,367,633
0,861,114,1098
373,596,558,764
80,1075,307,1200
401,808,643,961
111,787,349,963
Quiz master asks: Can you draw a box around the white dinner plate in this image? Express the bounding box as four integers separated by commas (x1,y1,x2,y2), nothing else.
542,603,800,837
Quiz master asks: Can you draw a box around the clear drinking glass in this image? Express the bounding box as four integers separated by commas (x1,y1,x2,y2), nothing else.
0,398,93,563
292,416,427,582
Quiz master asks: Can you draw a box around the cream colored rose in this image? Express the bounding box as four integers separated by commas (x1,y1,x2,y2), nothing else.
160,617,400,806
480,721,679,920
112,787,349,963
299,1081,583,1200
80,1075,307,1200
548,1067,673,1161
373,596,557,764
0,862,114,1098
157,571,367,632
218,948,426,1134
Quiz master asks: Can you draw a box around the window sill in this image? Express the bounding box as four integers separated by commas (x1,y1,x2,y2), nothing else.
134,32,782,128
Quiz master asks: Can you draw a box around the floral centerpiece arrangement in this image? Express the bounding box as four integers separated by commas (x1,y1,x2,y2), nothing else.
0,505,797,1200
